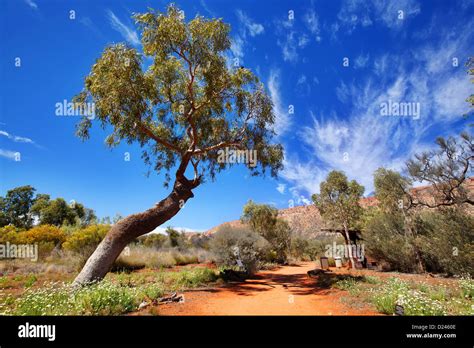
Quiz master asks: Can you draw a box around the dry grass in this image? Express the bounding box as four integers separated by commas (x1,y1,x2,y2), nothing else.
114,246,207,271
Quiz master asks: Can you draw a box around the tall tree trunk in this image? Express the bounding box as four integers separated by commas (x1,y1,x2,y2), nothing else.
343,223,356,270
73,177,198,286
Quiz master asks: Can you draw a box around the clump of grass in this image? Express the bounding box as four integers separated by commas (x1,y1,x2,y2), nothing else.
172,252,198,266
114,247,202,271
459,276,474,299
166,268,218,290
333,278,358,290
372,278,410,314
24,274,37,288
363,275,380,284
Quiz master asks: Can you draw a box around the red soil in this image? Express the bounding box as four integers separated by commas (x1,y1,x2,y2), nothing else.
153,262,379,315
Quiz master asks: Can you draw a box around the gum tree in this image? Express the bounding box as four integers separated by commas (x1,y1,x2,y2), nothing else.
72,5,283,284
312,171,364,269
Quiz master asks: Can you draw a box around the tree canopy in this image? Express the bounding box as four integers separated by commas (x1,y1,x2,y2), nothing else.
406,132,473,208
312,171,365,230
73,4,283,189
0,186,96,229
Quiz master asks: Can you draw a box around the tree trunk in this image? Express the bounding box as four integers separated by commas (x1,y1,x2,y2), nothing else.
73,177,198,286
343,223,356,270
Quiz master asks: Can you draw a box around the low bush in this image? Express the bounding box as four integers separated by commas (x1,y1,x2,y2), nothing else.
363,211,420,272
62,224,110,266
416,209,474,276
209,225,270,274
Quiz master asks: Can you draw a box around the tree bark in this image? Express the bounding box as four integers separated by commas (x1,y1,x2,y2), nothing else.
342,223,356,270
73,177,198,286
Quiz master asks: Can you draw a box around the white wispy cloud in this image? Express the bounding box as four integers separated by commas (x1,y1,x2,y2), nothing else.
274,17,311,63
335,0,420,35
0,130,35,145
107,10,140,46
296,74,311,96
230,35,244,60
0,149,19,161
303,9,321,42
236,10,264,37
267,69,291,136
354,53,370,69
24,0,38,10
281,18,472,198
276,183,286,194
230,10,264,63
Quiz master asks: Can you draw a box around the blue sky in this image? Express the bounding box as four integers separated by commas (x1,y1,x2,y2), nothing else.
0,0,473,232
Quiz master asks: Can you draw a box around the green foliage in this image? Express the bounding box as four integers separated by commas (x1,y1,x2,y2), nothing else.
166,226,186,248
0,185,36,229
459,277,474,299
0,225,21,243
362,210,419,272
415,209,474,276
74,4,283,189
209,225,269,274
291,237,337,261
363,205,474,276
406,132,473,207
373,167,411,213
139,233,168,249
241,200,291,262
31,196,96,227
10,225,66,245
312,171,365,230
168,268,218,290
63,224,109,254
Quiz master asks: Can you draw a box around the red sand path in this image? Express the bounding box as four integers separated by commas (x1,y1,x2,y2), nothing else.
153,262,379,315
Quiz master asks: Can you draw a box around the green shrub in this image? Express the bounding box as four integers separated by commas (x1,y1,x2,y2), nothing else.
172,252,198,266
209,225,270,274
139,233,168,249
24,274,37,288
291,237,339,261
16,225,66,245
416,209,474,276
0,225,22,243
363,211,419,272
168,268,218,289
62,224,110,265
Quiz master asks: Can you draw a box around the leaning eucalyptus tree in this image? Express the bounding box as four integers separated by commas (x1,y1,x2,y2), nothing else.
72,5,283,284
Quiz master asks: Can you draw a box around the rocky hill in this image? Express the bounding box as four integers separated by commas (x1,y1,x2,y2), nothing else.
201,178,474,238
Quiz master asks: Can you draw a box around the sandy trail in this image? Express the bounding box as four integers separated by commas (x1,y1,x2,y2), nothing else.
154,262,378,315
